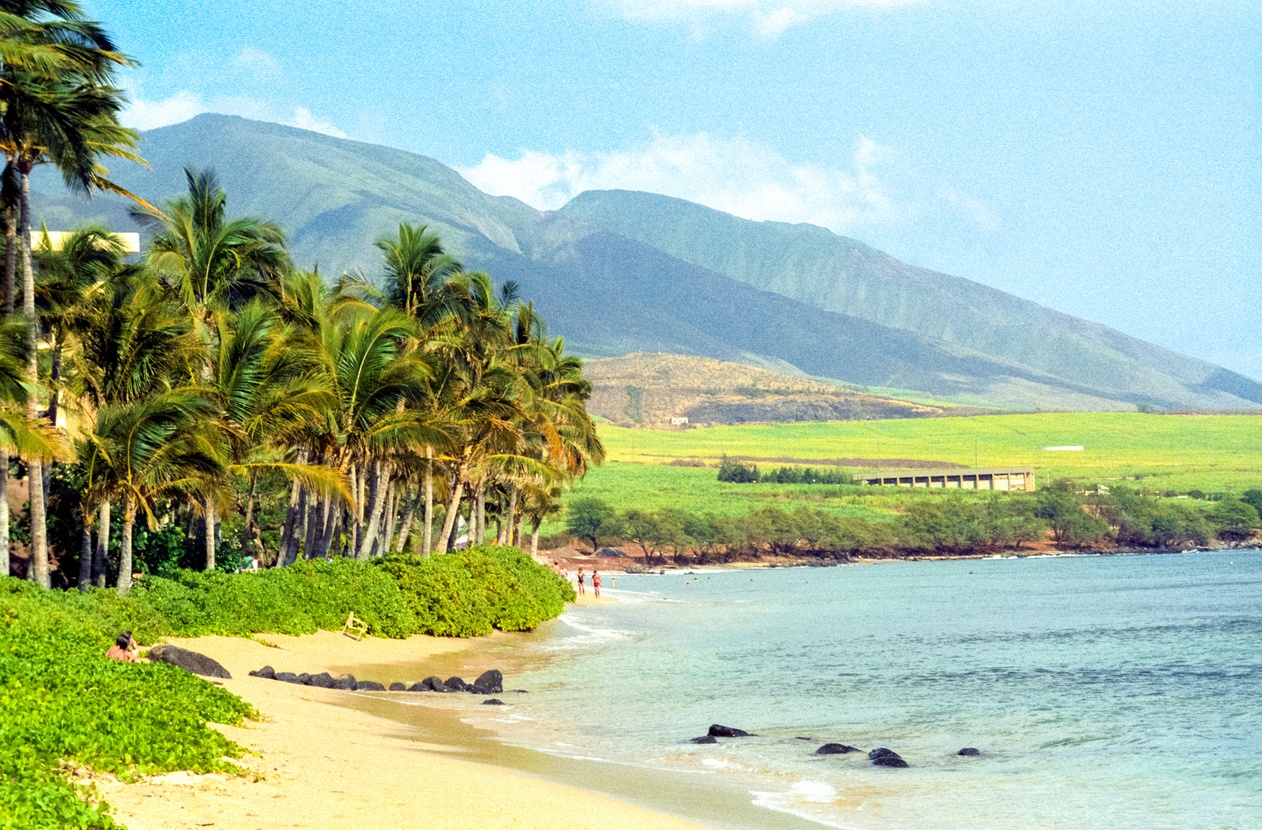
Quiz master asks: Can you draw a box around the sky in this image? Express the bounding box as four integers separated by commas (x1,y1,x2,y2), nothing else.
95,0,1261,376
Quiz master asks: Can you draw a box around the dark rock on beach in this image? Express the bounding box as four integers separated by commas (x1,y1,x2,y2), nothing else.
146,644,232,679
389,682,407,691
444,676,470,692
249,665,275,679
307,672,336,689
869,748,909,768
482,698,505,705
689,735,719,744
333,675,356,690
274,671,300,684
958,747,981,757
407,682,429,692
474,669,503,694
297,673,311,685
709,724,753,738
353,680,386,692
816,743,862,755
419,676,453,692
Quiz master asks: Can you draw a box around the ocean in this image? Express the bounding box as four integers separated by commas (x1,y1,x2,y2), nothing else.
472,551,1262,829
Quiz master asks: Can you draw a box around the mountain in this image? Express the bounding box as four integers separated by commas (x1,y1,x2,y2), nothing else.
583,353,949,426
30,113,1262,413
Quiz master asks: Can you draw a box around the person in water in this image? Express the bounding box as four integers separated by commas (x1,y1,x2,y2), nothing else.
106,631,139,662
577,568,586,595
592,569,602,598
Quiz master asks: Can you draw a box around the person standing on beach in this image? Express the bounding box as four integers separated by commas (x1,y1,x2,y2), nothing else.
592,570,602,598
577,568,586,595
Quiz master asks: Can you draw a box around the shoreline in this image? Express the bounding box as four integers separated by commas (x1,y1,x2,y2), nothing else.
101,621,823,830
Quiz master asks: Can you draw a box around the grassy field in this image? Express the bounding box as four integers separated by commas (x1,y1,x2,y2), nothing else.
544,413,1262,533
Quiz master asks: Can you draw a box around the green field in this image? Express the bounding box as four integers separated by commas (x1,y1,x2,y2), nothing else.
545,413,1262,533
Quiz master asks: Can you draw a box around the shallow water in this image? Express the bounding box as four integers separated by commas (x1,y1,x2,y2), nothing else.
476,552,1262,829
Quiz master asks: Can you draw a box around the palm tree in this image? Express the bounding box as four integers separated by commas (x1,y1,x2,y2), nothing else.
134,168,290,568
0,3,136,587
80,388,223,595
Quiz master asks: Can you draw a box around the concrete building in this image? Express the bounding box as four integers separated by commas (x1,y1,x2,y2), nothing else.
860,466,1036,492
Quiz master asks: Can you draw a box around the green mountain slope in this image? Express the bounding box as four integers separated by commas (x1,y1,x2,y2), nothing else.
29,114,1262,413
560,189,1261,411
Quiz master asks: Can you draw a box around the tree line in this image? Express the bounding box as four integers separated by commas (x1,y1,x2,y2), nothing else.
564,482,1261,562
716,456,857,485
0,2,603,593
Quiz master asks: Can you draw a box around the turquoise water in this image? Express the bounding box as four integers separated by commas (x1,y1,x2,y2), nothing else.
483,552,1262,829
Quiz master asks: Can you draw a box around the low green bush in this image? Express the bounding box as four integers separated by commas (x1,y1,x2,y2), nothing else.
379,546,575,636
0,577,254,829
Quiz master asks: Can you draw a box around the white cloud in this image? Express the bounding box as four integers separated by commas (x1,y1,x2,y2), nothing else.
605,0,928,36
230,46,282,78
458,132,997,237
123,88,347,138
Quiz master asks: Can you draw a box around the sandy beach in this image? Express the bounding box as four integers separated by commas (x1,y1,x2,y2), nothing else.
101,622,706,830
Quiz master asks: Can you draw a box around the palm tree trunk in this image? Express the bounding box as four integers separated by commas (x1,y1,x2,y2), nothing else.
302,492,319,560
435,463,467,555
276,477,301,567
77,518,93,592
357,464,390,560
506,485,518,546
422,447,434,556
382,479,398,556
0,453,8,578
395,488,419,553
203,497,217,571
475,485,486,546
117,496,136,595
314,491,334,559
19,171,47,588
531,517,541,558
94,501,110,588
243,469,258,530
282,486,307,566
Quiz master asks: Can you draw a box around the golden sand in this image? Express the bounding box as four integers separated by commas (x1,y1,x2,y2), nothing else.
102,627,704,830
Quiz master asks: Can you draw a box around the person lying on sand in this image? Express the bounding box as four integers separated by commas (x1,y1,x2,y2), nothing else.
106,631,139,663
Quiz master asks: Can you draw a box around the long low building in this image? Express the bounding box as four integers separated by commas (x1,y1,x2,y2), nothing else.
860,467,1036,492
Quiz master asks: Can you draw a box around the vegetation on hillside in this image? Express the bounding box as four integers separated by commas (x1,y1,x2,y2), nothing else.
563,484,1259,563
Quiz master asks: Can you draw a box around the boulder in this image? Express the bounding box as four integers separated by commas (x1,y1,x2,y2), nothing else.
307,672,337,689
333,675,356,690
389,682,407,691
274,672,300,684
473,669,503,694
868,748,909,768
297,673,312,685
482,698,505,705
146,644,231,679
444,676,470,692
249,665,275,679
407,682,429,692
957,748,981,757
689,735,718,744
353,680,386,692
420,676,452,692
816,743,862,755
708,724,753,738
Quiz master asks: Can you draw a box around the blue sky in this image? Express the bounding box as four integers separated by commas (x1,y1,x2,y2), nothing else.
98,0,1261,376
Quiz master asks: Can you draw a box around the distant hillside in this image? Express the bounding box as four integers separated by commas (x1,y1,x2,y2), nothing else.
584,353,949,426
31,114,1262,413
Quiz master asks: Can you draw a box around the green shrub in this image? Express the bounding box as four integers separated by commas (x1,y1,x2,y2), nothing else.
0,577,254,829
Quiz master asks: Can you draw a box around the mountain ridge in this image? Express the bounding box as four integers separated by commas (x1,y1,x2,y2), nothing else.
28,113,1262,414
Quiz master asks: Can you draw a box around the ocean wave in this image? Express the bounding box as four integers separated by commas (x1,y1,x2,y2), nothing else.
752,781,856,829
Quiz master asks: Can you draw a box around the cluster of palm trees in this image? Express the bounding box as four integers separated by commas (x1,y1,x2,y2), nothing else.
0,3,603,593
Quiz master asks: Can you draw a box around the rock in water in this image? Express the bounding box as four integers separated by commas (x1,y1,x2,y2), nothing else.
249,665,275,679
958,747,981,757
709,724,753,738
473,669,503,694
816,743,862,755
146,644,231,679
444,676,470,692
389,682,407,691
689,735,719,744
308,672,336,689
482,698,505,705
353,680,386,692
868,748,909,768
